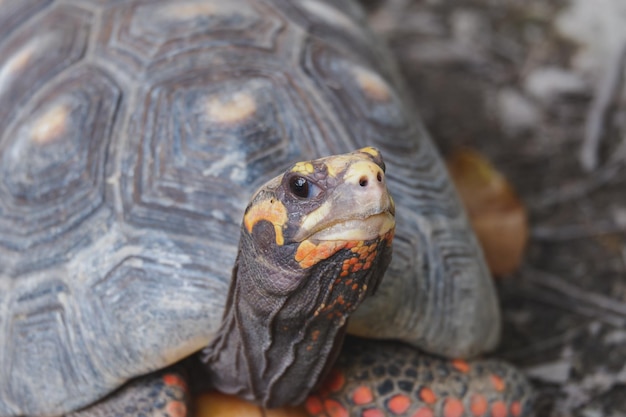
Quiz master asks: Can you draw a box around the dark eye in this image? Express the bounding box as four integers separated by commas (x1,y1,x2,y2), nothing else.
288,175,322,199
289,176,310,198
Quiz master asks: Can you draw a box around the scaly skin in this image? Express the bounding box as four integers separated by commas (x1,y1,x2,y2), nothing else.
67,370,189,417
306,338,533,417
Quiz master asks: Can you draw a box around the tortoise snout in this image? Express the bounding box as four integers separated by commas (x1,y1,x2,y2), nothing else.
357,164,385,189
344,161,393,215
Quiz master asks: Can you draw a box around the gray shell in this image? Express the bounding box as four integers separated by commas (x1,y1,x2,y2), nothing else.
0,0,499,415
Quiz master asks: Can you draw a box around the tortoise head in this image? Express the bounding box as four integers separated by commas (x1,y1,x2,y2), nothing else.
203,148,395,407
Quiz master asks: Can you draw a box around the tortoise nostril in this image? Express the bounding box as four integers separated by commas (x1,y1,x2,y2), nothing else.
359,176,368,187
377,172,382,182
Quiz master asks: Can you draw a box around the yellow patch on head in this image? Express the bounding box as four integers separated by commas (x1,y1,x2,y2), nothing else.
291,161,315,175
359,147,379,158
324,154,355,178
300,201,332,235
244,198,288,245
206,91,256,125
31,104,69,144
324,150,380,178
343,160,382,186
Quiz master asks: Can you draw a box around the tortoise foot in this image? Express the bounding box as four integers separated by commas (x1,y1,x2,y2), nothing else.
67,369,189,417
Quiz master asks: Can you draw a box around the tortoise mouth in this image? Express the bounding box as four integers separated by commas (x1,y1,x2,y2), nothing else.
305,211,395,242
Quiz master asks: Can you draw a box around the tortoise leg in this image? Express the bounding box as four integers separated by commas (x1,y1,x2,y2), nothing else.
67,369,190,417
306,338,533,417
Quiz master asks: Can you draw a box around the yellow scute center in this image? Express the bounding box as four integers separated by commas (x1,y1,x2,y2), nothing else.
31,104,69,144
206,92,257,124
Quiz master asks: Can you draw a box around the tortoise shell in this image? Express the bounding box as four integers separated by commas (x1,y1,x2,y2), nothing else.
0,0,498,415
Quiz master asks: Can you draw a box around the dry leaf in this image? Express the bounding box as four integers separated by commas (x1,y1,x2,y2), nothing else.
447,148,528,276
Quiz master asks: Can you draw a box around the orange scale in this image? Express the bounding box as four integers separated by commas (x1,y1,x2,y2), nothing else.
412,407,434,417
470,394,488,416
352,385,374,405
443,398,464,417
295,241,316,262
166,400,187,417
163,374,187,391
364,261,372,269
345,241,358,249
510,401,522,417
451,359,470,374
387,394,412,415
418,387,437,405
491,401,508,417
362,409,385,417
305,396,324,415
323,399,349,417
490,375,506,392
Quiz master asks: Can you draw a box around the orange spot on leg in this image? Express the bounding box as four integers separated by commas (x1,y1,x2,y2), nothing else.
363,409,385,417
323,399,349,417
352,385,374,405
387,394,412,415
305,396,324,415
452,359,470,373
491,401,508,417
412,407,434,417
491,401,507,417
490,375,506,392
163,374,187,391
510,401,522,417
166,400,187,417
443,398,465,417
419,387,437,404
323,370,346,392
470,394,488,416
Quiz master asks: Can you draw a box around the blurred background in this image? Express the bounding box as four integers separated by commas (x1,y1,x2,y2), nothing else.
362,1,626,415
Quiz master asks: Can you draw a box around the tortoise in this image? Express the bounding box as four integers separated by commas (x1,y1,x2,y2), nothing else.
0,0,533,416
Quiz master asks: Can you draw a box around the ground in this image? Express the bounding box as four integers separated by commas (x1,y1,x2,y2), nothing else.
363,1,626,416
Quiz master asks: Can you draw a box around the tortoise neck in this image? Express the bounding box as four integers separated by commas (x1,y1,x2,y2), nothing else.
202,225,392,407
201,231,349,407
